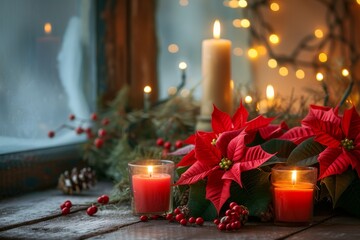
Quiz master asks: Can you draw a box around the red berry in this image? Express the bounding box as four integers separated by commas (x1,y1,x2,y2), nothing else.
48,131,55,138
225,209,232,216
175,140,183,149
151,215,160,220
180,218,187,226
234,220,241,229
140,215,148,222
233,205,242,213
62,207,70,215
76,127,84,134
101,195,109,204
64,201,72,208
175,213,185,222
91,113,98,121
87,205,97,216
98,129,107,137
173,208,182,215
69,114,75,121
101,118,110,126
226,223,233,231
218,223,226,231
164,141,171,150
195,217,204,226
94,138,104,148
165,213,174,221
213,219,220,225
229,202,238,209
156,138,164,146
188,217,196,224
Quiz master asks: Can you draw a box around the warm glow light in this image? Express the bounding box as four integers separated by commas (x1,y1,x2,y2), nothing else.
228,0,238,8
318,52,328,62
266,85,275,100
270,2,280,11
314,29,324,39
240,19,251,28
179,0,189,6
238,0,248,8
213,20,221,39
257,45,267,55
316,72,324,81
168,87,177,96
269,34,280,44
342,68,350,77
233,47,243,56
296,69,305,79
248,48,258,59
233,19,242,28
148,166,153,177
230,80,234,90
291,170,297,185
44,22,52,34
179,62,187,70
268,59,277,68
168,44,179,53
357,0,360,5
244,95,253,103
279,66,288,76
144,86,152,93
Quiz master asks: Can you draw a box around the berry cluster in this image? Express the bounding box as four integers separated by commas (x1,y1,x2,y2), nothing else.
139,206,204,227
213,202,249,231
59,194,110,217
156,138,184,157
48,113,111,149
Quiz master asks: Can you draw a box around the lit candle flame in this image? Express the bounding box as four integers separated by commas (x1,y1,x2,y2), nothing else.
144,86,152,93
44,22,52,35
266,84,275,101
291,170,297,185
148,166,153,178
213,20,221,39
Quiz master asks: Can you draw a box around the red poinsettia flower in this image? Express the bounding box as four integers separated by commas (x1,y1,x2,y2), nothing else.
176,129,274,213
302,105,360,179
176,103,276,167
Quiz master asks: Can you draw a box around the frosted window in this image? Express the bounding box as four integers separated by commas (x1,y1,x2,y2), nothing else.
0,0,96,154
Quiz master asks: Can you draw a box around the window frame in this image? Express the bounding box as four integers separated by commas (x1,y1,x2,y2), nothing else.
0,0,157,198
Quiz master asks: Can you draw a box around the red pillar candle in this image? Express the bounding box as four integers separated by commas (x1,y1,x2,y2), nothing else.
272,166,317,225
128,160,174,215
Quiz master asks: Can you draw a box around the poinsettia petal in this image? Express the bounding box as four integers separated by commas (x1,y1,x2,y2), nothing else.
241,145,275,171
176,149,196,167
245,115,275,133
279,126,314,144
206,170,232,213
212,105,233,133
176,161,216,185
195,131,221,166
231,102,249,130
222,162,242,187
216,129,243,158
342,106,360,140
259,122,289,140
317,147,346,179
226,131,247,161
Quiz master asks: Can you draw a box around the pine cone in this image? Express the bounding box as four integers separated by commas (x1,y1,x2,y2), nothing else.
58,167,97,194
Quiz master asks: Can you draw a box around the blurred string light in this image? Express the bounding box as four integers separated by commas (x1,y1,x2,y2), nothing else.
233,47,244,56
179,0,188,6
342,68,349,77
296,69,305,79
247,48,258,59
244,95,253,103
270,2,280,11
168,44,179,53
316,72,324,81
314,29,324,38
269,34,280,44
318,52,328,62
268,59,277,68
279,66,288,76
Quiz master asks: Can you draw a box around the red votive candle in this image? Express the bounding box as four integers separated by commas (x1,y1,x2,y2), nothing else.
271,166,317,225
128,159,174,215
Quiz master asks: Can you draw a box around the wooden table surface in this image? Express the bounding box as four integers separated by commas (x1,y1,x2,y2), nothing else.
1,181,359,240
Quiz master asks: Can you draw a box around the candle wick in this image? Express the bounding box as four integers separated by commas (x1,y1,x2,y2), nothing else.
149,172,152,178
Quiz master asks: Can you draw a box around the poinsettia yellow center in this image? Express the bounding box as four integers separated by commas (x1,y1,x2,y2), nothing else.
211,138,217,145
219,157,233,170
341,138,354,150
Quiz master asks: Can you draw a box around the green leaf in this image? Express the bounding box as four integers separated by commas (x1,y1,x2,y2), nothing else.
187,180,218,220
261,139,297,158
287,137,325,166
228,169,272,218
336,178,360,217
321,169,357,207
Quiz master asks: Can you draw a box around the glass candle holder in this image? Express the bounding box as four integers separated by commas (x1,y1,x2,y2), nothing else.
271,166,317,226
128,159,174,216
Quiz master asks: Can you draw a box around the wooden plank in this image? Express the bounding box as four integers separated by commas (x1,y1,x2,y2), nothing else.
285,215,360,240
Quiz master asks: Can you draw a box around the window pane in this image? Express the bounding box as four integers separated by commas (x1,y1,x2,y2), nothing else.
0,0,96,154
